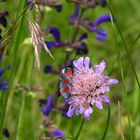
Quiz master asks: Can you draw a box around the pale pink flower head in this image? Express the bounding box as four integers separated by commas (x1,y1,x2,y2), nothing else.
62,57,118,120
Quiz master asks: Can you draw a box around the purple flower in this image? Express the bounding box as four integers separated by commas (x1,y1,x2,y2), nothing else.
4,81,8,91
55,4,63,12
27,0,35,9
0,82,3,90
61,57,118,120
2,128,10,138
0,68,4,77
91,14,114,41
45,26,61,49
101,0,106,7
0,16,7,28
70,4,80,21
0,29,2,41
40,95,53,116
44,64,58,74
51,129,65,140
46,26,61,42
44,65,53,73
0,11,8,28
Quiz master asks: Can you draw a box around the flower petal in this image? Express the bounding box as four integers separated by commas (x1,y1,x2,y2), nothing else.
40,95,53,116
79,33,88,41
51,129,65,139
70,4,80,20
84,107,93,120
73,57,84,69
46,26,61,42
95,60,106,73
92,14,112,29
101,96,110,104
83,57,90,68
0,16,7,27
67,105,75,117
95,101,103,110
107,79,119,85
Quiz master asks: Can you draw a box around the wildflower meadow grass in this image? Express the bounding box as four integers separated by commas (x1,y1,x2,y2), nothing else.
0,0,140,140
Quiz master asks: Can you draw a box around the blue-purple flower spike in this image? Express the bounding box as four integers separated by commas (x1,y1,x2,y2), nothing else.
91,14,114,41
70,4,80,20
92,14,113,28
46,26,61,48
46,26,61,42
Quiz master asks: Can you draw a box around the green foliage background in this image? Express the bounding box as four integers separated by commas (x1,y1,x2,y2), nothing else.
0,0,140,140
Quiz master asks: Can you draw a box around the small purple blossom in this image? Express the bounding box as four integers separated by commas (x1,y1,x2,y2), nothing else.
4,80,8,91
45,26,61,48
55,4,63,12
2,128,10,138
101,0,106,7
0,68,4,76
61,57,118,120
91,14,114,41
51,129,65,140
0,12,8,27
40,95,53,116
70,4,80,21
44,65,59,74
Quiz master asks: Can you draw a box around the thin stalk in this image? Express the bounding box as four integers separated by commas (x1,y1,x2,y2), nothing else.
118,101,125,140
0,1,28,138
106,1,133,139
74,118,85,140
64,7,85,66
16,94,25,140
101,105,110,140
107,0,140,118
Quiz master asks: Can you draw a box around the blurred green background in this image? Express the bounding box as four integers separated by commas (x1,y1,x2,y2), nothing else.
0,0,140,140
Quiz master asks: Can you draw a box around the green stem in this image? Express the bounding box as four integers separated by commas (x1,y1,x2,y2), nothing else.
107,0,140,117
16,94,25,140
106,1,133,139
74,118,85,140
0,1,28,138
101,105,110,140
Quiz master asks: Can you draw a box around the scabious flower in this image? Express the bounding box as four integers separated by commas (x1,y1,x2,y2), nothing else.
28,20,54,68
60,57,118,120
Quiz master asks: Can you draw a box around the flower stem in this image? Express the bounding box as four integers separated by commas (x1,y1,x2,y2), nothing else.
101,105,110,140
16,94,25,140
74,118,85,140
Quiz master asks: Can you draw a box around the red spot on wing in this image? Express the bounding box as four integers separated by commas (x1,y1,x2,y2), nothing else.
66,70,72,78
61,87,69,94
63,79,70,84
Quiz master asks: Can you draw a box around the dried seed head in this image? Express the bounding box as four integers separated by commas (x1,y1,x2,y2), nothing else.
28,20,54,68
